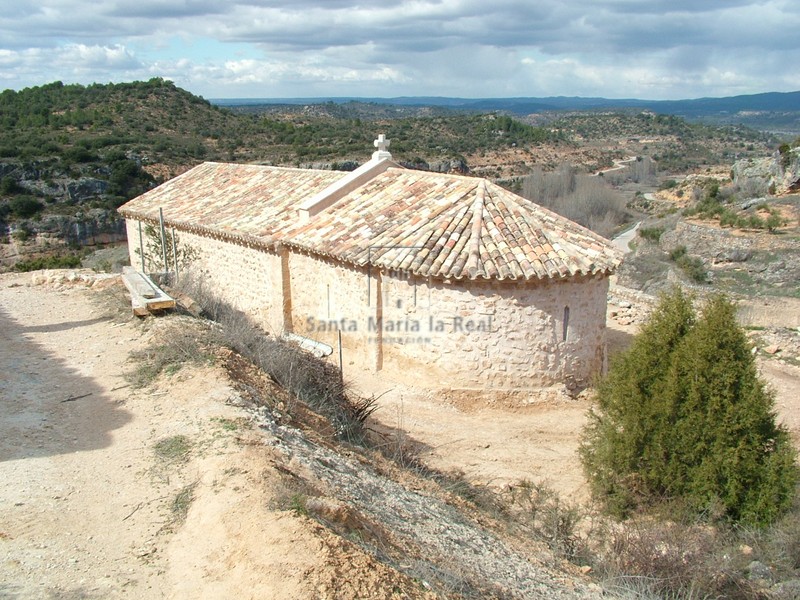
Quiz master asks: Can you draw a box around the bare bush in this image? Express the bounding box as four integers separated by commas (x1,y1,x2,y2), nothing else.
717,183,739,202
737,491,800,580
172,271,376,443
521,163,629,238
505,480,585,560
594,520,758,600
604,156,658,186
736,177,771,199
629,156,658,184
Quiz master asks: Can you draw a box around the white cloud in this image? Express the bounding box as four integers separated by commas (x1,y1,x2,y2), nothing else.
60,44,141,69
0,0,797,99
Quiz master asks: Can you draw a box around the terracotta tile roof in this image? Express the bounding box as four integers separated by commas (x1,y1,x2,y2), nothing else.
119,161,621,281
118,162,342,245
284,168,621,280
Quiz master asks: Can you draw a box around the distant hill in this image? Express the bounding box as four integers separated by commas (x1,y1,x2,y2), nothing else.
0,78,785,268
213,91,800,135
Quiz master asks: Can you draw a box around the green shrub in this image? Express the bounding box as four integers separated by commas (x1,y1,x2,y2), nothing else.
0,176,20,195
668,245,687,261
677,255,707,283
766,212,783,232
580,289,797,526
11,225,32,241
62,145,97,163
9,195,44,218
637,226,664,243
12,253,83,272
658,179,677,190
668,245,707,283
779,143,792,169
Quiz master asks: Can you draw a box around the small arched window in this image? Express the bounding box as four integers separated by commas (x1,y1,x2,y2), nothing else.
562,306,570,341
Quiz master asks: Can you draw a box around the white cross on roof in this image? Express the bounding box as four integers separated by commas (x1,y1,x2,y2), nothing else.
372,134,392,160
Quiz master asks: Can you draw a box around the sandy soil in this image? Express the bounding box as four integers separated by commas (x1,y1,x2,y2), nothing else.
1,270,798,598
353,374,596,502
0,272,426,599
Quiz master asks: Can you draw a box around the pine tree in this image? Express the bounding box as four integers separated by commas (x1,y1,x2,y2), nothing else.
580,289,797,525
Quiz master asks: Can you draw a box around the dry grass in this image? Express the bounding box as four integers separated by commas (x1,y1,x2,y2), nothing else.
153,434,192,464
126,319,217,388
170,272,378,444
170,483,197,523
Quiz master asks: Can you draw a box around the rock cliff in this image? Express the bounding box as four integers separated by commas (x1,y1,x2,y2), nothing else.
732,147,800,195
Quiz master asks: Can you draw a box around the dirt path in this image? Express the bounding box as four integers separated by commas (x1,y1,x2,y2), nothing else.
760,359,800,446
0,272,167,598
0,272,426,599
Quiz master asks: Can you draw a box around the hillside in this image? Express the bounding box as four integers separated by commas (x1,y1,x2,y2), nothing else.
614,143,800,301
0,79,563,249
0,79,786,274
2,80,799,599
216,90,800,135
0,271,616,599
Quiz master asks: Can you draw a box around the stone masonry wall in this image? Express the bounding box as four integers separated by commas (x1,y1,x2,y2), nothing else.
126,219,610,390
181,231,284,332
379,272,610,390
288,250,378,368
126,220,285,332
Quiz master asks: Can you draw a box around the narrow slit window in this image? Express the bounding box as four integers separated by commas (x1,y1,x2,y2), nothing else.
562,306,570,341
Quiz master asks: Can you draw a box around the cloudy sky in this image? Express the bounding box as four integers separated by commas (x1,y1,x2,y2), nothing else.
1,0,799,101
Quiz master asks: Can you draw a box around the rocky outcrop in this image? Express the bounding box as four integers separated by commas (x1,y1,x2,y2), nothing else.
617,219,800,299
732,147,800,195
1,160,126,259
36,210,126,244
0,210,127,270
400,157,470,174
661,221,756,261
65,178,109,202
1,160,111,204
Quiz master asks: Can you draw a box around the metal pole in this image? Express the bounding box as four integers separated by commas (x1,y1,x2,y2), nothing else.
171,227,179,284
158,208,168,278
367,248,372,306
138,221,145,273
338,330,343,383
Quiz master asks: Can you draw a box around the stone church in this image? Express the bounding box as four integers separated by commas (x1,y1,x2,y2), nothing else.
119,136,621,391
